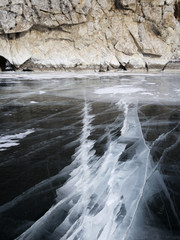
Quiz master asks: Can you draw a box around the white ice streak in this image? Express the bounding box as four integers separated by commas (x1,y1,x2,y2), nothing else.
95,85,144,95
140,92,153,95
39,91,46,94
16,101,154,240
0,129,35,151
112,101,151,240
15,102,95,240
174,88,180,95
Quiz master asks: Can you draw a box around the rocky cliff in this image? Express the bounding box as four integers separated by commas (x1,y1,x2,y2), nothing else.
0,0,180,71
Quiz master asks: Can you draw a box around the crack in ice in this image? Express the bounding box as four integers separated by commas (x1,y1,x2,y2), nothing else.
16,101,177,240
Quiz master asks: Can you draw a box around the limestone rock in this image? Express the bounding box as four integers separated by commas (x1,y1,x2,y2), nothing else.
0,0,92,33
125,56,146,71
0,0,8,7
0,0,179,71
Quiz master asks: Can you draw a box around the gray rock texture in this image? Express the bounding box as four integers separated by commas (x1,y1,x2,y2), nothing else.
0,0,180,71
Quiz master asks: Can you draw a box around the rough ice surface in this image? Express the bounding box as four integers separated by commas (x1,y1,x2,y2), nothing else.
0,72,179,240
16,101,179,240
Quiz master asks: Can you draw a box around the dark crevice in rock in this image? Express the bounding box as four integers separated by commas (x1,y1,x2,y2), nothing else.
138,0,145,18
129,30,142,54
61,22,86,27
145,62,149,72
7,32,25,40
0,56,7,71
0,56,15,71
31,25,67,32
143,53,162,58
120,64,127,71
99,64,108,72
114,0,124,10
48,0,52,10
99,63,127,72
174,0,180,21
31,5,41,22
118,62,127,71
162,59,180,71
45,37,73,42
114,0,134,11
151,24,162,37
162,61,170,71
18,58,32,71
30,22,84,33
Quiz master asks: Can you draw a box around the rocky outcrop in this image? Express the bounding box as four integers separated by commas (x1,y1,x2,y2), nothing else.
0,0,180,71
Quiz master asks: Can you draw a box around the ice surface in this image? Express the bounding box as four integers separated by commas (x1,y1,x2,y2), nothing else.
16,100,171,240
0,72,179,240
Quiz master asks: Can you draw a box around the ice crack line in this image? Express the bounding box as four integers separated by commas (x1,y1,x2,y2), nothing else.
16,101,158,240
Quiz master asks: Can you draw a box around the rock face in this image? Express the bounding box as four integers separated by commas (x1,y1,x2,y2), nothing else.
0,0,180,71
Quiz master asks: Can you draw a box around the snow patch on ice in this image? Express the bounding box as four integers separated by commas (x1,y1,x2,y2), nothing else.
30,101,38,104
39,91,46,95
140,92,153,95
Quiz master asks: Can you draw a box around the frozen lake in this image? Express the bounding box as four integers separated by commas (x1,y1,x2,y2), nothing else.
0,72,179,240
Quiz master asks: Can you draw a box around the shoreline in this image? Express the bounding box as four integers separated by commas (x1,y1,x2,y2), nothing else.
0,59,180,74
1,68,180,77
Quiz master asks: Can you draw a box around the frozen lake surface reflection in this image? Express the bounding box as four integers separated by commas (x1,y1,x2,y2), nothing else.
0,72,179,240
